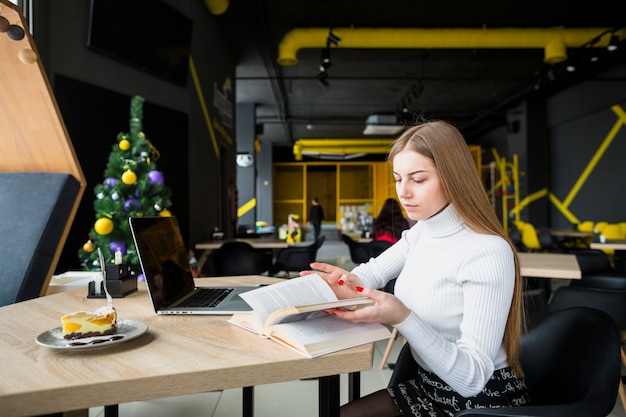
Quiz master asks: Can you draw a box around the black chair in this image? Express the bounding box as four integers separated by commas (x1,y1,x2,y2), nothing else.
211,241,270,276
570,273,626,290
342,234,371,264
537,226,559,252
269,236,325,277
508,223,526,252
548,285,626,413
549,285,626,330
0,172,81,307
569,249,614,276
368,240,393,257
389,307,621,417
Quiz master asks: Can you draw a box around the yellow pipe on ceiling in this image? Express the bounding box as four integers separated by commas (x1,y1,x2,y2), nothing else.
277,27,624,66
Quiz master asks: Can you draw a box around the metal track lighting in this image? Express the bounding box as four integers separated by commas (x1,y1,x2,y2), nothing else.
327,28,341,46
607,35,619,52
316,71,329,89
319,48,332,72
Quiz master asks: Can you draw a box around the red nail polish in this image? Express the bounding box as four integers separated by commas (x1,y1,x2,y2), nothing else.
337,279,344,285
355,286,363,292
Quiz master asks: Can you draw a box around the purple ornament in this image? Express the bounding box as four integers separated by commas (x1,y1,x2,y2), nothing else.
123,198,141,212
108,242,127,256
137,273,145,282
104,177,117,188
147,170,164,185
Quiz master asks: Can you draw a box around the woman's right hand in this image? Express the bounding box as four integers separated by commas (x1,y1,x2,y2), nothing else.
302,262,364,300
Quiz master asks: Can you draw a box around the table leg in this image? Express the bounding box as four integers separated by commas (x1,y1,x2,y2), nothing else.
243,386,254,417
104,405,118,417
348,372,361,401
318,375,340,417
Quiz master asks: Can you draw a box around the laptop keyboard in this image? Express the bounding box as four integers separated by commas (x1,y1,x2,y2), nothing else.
183,288,233,308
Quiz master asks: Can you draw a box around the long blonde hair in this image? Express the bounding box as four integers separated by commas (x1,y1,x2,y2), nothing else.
389,120,524,376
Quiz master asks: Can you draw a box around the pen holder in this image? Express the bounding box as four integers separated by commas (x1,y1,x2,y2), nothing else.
87,261,138,298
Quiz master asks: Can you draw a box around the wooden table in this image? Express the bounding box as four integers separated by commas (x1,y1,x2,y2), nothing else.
518,252,581,279
549,229,593,248
195,238,289,250
591,240,626,251
549,229,594,239
0,276,374,417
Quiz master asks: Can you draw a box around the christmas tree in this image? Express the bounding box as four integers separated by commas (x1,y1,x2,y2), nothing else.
78,96,173,273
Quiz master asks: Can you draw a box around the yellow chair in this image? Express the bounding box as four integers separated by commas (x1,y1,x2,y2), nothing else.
599,223,624,256
594,221,609,233
577,220,595,233
514,221,542,251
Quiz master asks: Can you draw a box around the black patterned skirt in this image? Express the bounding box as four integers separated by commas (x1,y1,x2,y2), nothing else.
388,364,530,416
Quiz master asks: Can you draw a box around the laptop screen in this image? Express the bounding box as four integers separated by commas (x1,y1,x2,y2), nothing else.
130,216,195,310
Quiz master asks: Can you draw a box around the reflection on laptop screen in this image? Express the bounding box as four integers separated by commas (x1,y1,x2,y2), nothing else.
132,217,195,310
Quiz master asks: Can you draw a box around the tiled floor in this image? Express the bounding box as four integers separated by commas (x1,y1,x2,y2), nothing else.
88,228,626,416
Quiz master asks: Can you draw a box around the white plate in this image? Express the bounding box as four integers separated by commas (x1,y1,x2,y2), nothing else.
36,319,148,350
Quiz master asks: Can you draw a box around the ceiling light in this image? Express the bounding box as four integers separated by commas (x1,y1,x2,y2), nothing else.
566,62,576,72
302,152,367,160
363,114,405,135
607,35,619,52
327,28,341,46
316,71,329,89
319,48,331,72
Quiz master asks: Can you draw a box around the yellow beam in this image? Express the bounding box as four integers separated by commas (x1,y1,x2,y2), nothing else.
278,27,624,66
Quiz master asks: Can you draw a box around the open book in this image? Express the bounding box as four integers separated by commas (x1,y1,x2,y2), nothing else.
228,274,391,358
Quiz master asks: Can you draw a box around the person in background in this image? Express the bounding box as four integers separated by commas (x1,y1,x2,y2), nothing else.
373,198,409,244
309,196,325,241
286,213,301,243
303,120,527,416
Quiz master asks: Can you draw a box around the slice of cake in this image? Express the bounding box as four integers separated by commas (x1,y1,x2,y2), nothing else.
61,306,118,340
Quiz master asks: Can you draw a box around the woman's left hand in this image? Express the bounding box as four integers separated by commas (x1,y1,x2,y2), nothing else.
325,286,411,326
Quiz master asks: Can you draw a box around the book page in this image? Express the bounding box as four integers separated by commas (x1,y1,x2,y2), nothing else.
238,274,338,322
268,315,391,358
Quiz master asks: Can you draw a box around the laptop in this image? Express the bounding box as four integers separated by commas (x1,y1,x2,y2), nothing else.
129,216,255,315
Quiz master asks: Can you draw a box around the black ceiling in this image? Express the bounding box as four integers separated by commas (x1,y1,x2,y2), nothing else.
213,0,626,154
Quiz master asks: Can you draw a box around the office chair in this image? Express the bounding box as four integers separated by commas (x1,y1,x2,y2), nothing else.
341,234,371,264
548,285,626,413
0,172,81,307
513,221,542,252
536,226,559,252
368,240,393,257
269,236,325,277
507,223,526,252
389,307,621,417
570,274,626,290
211,241,270,276
599,223,625,256
568,248,614,276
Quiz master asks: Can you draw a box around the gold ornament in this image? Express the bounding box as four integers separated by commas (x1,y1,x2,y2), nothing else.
83,240,95,252
119,139,131,151
94,218,114,235
159,209,172,217
121,170,137,185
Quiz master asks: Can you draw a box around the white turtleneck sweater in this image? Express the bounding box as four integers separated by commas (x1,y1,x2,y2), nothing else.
352,204,515,397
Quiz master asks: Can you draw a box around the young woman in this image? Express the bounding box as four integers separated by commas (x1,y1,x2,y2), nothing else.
304,120,528,416
373,197,410,244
